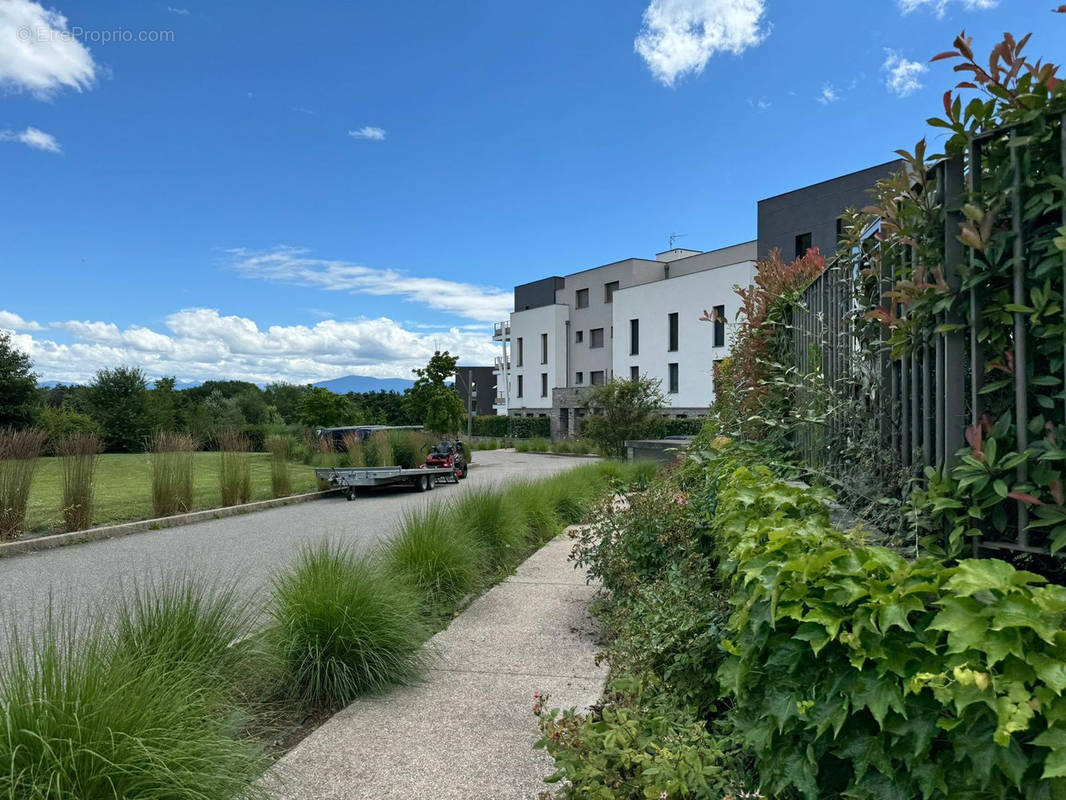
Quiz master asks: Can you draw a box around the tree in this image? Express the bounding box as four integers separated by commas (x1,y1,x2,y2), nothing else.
0,332,37,428
297,387,358,428
146,376,180,431
87,367,150,452
405,351,465,433
579,376,665,458
265,382,311,424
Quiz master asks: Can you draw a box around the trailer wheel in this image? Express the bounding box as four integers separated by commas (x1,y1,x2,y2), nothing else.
456,466,467,480
415,474,429,492
426,475,435,491
346,489,356,501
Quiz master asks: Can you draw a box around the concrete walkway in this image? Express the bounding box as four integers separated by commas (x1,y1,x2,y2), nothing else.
268,532,606,800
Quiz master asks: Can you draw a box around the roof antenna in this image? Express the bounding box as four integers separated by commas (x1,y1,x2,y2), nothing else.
668,232,687,249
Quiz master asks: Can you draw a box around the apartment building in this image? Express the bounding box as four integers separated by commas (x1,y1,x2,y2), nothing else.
493,243,756,438
490,160,904,438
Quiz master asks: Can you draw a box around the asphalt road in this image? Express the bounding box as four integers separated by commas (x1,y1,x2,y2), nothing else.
0,450,595,644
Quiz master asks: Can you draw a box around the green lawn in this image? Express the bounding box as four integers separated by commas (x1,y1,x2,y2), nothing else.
25,453,320,534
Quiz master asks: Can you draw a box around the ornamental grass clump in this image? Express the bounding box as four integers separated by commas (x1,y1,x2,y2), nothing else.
58,431,101,532
0,612,267,800
383,503,483,612
341,432,366,468
150,430,196,517
363,430,394,467
505,480,563,544
0,428,47,541
270,541,426,709
218,430,252,507
453,486,526,570
267,434,293,498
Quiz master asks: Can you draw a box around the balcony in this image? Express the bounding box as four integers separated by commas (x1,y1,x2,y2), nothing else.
493,394,507,405
492,321,511,341
494,356,511,371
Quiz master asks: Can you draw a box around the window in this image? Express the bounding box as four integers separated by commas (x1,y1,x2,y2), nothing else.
668,363,679,394
604,281,619,303
589,328,604,348
575,371,584,384
541,373,548,397
630,366,639,381
575,330,583,344
629,318,639,355
576,288,589,309
668,313,679,352
516,337,524,367
590,370,605,386
795,232,812,258
540,333,548,364
713,304,726,348
517,375,523,398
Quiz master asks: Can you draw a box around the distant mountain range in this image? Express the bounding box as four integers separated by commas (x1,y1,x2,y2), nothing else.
312,375,414,394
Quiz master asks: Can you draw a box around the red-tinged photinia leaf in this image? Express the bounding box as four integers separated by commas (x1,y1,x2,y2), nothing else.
956,81,978,89
1050,479,1064,507
1007,492,1044,506
932,51,961,62
965,424,985,460
1055,5,1066,13
943,90,954,116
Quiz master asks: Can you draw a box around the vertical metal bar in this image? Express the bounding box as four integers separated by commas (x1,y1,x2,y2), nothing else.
936,322,945,467
1061,114,1066,427
1011,128,1030,543
911,245,921,461
942,155,967,465
923,336,933,468
969,138,983,427
889,245,899,457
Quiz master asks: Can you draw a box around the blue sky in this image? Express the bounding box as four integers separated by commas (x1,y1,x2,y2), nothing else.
0,0,1059,383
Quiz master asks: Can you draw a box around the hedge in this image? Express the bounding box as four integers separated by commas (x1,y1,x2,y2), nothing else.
711,461,1066,799
471,415,550,439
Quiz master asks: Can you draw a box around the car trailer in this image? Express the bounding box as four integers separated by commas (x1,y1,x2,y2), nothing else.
315,465,459,501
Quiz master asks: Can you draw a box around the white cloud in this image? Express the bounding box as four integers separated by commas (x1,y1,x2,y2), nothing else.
817,84,839,105
746,96,770,111
634,0,768,87
0,310,43,330
0,125,61,152
230,246,513,323
882,50,927,97
167,6,190,14
348,125,386,141
4,308,499,384
898,0,997,16
0,0,96,98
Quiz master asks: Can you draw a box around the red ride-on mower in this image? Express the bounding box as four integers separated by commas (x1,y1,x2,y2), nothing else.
424,440,468,482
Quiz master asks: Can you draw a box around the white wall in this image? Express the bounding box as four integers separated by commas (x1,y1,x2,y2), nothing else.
506,304,568,411
611,261,754,409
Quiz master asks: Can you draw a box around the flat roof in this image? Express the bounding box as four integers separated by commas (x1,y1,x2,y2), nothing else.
757,159,902,204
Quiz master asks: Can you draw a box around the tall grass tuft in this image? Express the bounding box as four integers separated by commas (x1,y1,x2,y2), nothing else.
388,430,424,469
341,432,366,467
113,574,253,696
150,430,196,517
363,430,395,467
383,504,483,612
453,486,526,570
543,473,593,525
505,481,563,544
267,435,293,497
58,431,101,532
0,428,47,541
315,435,338,468
271,541,426,708
218,430,252,506
0,612,268,799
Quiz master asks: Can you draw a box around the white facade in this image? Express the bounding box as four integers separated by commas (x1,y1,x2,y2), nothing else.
611,261,754,409
506,304,568,412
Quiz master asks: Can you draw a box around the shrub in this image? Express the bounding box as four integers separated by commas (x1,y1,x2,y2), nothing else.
0,614,267,800
267,434,292,497
536,674,751,800
218,430,252,506
389,429,424,469
341,432,366,467
57,431,101,532
383,504,483,612
0,428,47,540
453,487,526,570
150,430,196,517
363,430,394,467
270,541,426,708
37,405,100,453
505,481,562,545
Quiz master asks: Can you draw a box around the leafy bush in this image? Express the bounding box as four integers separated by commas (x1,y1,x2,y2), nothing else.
0,427,47,540
37,405,100,452
389,430,430,469
150,430,196,516
536,675,751,800
270,541,426,709
383,504,483,612
58,431,100,531
267,434,292,497
713,463,1066,799
217,430,252,506
472,415,550,439
0,614,267,800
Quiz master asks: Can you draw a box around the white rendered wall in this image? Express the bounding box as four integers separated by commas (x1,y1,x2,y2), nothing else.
506,304,568,411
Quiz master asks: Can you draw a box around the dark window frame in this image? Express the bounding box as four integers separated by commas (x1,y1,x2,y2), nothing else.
589,328,605,349
668,362,679,394
713,304,726,348
668,313,679,352
575,288,589,309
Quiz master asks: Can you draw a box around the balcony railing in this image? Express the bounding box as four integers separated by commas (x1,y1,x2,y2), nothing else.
492,321,511,341
494,356,511,371
493,394,506,405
